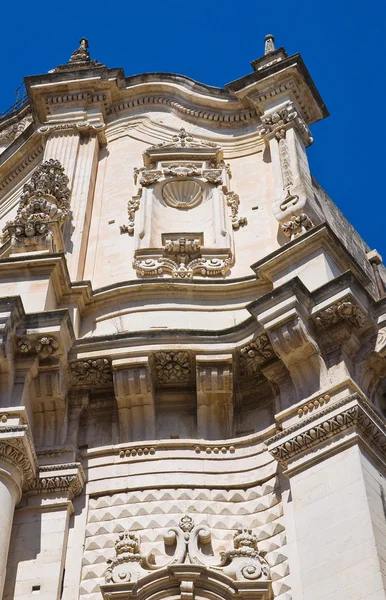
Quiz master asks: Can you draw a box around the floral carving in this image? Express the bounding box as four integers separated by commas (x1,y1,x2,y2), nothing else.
315,299,366,328
70,358,113,388
282,213,313,239
134,255,231,279
240,335,275,377
155,351,191,383
36,336,59,358
226,192,247,230
2,159,71,249
17,338,32,353
163,164,201,177
258,102,313,146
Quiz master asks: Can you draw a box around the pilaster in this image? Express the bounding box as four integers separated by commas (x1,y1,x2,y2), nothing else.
113,357,156,443
196,354,233,439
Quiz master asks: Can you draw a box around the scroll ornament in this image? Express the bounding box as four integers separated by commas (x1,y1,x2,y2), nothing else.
104,515,270,584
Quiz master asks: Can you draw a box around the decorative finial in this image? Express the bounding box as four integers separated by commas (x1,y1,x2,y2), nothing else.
69,38,90,64
264,34,275,55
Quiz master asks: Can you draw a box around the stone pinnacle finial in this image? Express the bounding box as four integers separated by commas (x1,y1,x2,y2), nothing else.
264,34,275,55
69,38,90,64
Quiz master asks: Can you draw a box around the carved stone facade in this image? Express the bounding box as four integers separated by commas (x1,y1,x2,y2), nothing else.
0,35,384,600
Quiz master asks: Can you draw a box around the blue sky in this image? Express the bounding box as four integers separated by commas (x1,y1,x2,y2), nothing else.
2,0,385,256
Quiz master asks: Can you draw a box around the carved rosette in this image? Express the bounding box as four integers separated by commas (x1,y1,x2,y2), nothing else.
154,351,191,383
16,336,60,357
2,159,71,253
70,358,113,388
258,102,313,147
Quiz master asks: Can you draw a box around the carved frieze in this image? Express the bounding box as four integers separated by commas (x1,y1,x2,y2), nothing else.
26,462,85,500
0,425,38,491
134,254,232,279
266,394,386,467
258,102,313,147
70,358,113,388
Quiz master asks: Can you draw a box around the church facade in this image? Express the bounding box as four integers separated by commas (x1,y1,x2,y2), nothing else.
0,36,385,600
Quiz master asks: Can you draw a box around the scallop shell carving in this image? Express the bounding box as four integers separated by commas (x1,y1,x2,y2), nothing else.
162,180,203,209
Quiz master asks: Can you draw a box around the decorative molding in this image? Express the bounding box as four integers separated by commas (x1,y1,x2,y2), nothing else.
134,254,232,279
118,447,156,458
266,394,386,467
0,144,44,194
38,120,106,144
0,114,33,145
194,444,236,454
154,351,191,384
240,334,275,378
315,298,366,328
109,98,259,126
281,213,313,240
297,394,330,417
70,358,113,388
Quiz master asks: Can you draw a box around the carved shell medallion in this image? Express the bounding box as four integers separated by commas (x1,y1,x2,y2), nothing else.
162,180,202,209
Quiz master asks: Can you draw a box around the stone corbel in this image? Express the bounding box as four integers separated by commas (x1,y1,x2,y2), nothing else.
266,313,329,400
196,354,233,439
258,101,323,232
113,357,156,443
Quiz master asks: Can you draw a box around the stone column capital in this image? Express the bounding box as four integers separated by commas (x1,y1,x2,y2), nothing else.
0,425,38,498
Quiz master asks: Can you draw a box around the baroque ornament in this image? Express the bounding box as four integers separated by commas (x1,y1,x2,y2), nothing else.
36,336,59,358
226,192,247,230
104,517,270,585
281,213,313,240
163,164,202,178
155,351,191,383
153,128,218,150
315,299,366,328
162,180,203,209
2,159,71,251
134,254,231,279
70,358,113,388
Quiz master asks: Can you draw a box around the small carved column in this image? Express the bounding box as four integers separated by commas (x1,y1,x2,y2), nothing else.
196,354,233,439
258,102,323,235
113,357,156,443
0,425,37,598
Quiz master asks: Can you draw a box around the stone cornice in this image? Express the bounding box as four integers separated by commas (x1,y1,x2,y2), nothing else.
266,394,386,471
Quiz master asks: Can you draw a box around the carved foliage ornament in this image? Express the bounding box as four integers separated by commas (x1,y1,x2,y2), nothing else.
2,159,71,247
155,351,191,383
240,334,275,377
258,102,313,146
70,358,113,388
134,254,231,279
315,299,366,328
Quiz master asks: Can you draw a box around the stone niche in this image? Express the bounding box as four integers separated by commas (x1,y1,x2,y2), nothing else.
128,129,241,279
